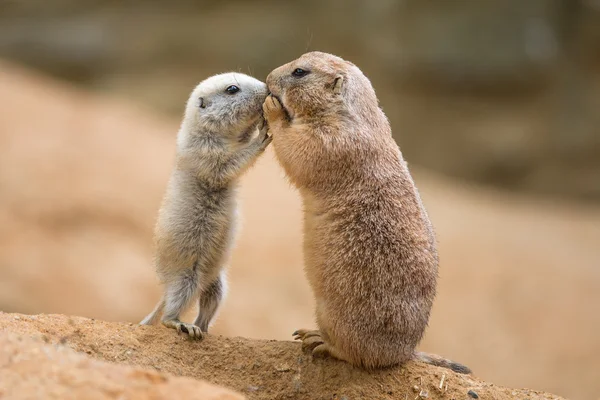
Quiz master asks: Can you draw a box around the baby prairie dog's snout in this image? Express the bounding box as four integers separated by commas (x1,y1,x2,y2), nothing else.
141,72,271,339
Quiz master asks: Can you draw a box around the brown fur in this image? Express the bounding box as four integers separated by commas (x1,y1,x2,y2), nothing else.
263,51,469,373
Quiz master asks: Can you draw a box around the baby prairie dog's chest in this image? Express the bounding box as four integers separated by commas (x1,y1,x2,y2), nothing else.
160,176,239,241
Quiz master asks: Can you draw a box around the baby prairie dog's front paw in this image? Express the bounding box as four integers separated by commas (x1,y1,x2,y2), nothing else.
255,118,272,150
262,94,287,125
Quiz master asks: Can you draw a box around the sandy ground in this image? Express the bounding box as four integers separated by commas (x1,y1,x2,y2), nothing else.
1,61,599,399
0,329,243,400
0,312,565,400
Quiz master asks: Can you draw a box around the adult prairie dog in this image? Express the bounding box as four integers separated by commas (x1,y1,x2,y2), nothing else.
141,73,271,339
263,51,469,373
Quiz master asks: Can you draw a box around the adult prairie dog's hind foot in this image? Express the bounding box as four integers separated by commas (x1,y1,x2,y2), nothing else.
294,329,348,361
294,329,341,361
293,328,322,340
294,329,326,353
162,319,204,340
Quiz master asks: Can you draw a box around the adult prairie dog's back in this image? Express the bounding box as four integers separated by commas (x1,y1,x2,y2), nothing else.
263,52,468,373
141,73,271,339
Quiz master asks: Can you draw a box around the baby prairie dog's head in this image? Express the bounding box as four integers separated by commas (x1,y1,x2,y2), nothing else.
265,52,391,190
179,72,267,149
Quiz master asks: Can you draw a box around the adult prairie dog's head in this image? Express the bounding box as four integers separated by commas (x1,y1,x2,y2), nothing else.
266,51,381,124
265,52,392,190
179,72,267,149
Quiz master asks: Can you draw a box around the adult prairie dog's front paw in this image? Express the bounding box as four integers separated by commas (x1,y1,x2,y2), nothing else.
262,94,286,124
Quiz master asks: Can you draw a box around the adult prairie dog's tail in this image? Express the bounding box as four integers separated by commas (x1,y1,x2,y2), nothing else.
414,351,472,374
140,297,165,325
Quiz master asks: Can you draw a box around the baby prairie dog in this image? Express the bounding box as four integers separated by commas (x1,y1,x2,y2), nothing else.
141,73,271,339
263,52,469,373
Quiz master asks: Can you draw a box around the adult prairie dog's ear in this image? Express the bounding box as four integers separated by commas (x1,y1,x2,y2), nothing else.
333,75,344,94
199,97,206,109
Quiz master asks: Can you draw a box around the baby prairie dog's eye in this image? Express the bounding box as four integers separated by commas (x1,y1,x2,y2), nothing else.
225,85,240,94
292,68,309,77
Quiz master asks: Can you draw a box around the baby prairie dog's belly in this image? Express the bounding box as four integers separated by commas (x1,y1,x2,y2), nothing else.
155,179,238,278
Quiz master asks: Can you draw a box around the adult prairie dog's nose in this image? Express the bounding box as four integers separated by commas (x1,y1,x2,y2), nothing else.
265,74,281,97
265,72,274,91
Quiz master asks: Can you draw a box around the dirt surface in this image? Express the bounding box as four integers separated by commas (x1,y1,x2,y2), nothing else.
0,331,243,400
0,312,564,400
1,61,599,399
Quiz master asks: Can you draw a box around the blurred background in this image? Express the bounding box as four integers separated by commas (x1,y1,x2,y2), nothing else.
0,0,599,399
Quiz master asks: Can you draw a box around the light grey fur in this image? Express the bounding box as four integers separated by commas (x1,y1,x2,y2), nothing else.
140,73,270,339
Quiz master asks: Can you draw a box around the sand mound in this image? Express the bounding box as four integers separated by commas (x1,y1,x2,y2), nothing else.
0,333,242,400
0,312,564,400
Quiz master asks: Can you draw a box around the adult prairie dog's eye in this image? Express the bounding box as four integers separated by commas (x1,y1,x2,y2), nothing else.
292,68,309,77
226,85,240,94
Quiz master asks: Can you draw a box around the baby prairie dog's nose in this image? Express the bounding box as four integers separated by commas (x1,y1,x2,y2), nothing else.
255,82,268,97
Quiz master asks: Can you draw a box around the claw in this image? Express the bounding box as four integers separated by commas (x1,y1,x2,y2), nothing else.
163,320,204,340
258,117,267,132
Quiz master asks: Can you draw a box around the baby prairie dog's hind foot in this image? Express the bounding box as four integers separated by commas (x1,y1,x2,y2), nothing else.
162,319,204,340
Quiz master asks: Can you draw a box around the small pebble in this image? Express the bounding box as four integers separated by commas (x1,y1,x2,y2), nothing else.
412,385,420,393
275,363,291,372
467,390,479,399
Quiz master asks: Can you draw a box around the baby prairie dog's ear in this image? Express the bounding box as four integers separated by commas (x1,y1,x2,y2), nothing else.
333,75,344,94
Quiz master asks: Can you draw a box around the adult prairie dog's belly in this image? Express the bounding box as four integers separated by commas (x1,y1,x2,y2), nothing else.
301,192,436,313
